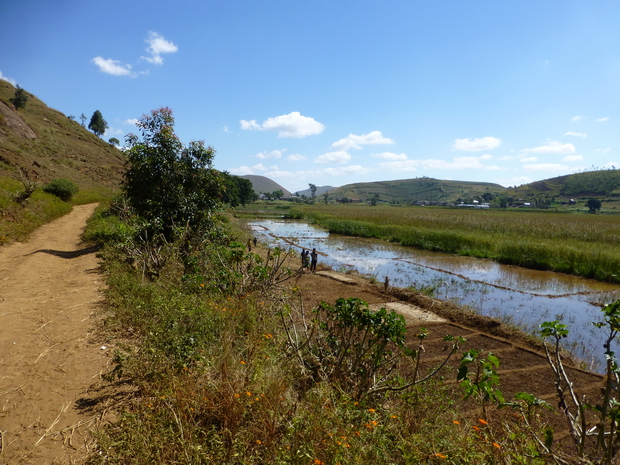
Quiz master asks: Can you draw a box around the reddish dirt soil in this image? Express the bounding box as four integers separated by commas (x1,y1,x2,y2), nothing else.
0,204,111,465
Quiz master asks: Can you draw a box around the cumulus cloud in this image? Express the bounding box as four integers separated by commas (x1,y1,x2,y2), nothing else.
92,57,136,77
495,176,533,187
316,151,351,164
523,163,569,171
142,32,178,65
256,149,285,159
124,118,139,125
452,137,501,152
571,115,585,122
565,131,586,138
519,156,538,163
331,131,394,151
0,71,16,85
594,148,611,154
372,152,407,160
287,154,306,161
522,141,575,154
240,112,325,138
563,155,583,162
596,117,610,122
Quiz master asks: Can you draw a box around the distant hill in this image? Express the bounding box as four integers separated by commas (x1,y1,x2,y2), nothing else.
511,170,620,199
295,185,335,197
0,80,125,192
239,175,291,197
327,177,505,204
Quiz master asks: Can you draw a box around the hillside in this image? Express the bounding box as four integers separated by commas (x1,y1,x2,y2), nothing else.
512,170,620,199
240,174,291,197
327,177,505,204
295,185,335,197
0,80,125,192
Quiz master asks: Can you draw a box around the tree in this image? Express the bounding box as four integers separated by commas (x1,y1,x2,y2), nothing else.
370,193,380,206
88,110,108,137
10,85,28,111
123,107,223,242
80,113,87,127
221,172,256,207
108,137,120,146
586,198,602,214
309,183,317,201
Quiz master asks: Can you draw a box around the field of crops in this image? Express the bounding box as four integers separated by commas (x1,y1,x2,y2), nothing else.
289,204,620,282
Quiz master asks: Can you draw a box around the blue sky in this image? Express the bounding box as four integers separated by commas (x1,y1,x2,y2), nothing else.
2,1,619,193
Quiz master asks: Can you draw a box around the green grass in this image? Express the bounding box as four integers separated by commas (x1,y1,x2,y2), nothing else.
288,203,620,282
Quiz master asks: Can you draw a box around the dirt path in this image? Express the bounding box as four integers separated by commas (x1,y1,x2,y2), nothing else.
0,204,110,465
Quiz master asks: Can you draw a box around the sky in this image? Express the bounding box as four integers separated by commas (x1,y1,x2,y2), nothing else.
1,1,619,193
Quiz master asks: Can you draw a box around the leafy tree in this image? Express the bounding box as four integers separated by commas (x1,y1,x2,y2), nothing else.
88,110,108,137
80,113,87,127
370,193,380,206
123,107,223,242
586,198,602,214
108,137,120,146
309,183,317,201
220,172,255,207
10,85,28,111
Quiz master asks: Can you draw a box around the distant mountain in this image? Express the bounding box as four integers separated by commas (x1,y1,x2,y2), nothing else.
511,170,620,199
0,80,125,191
239,175,291,197
294,185,335,197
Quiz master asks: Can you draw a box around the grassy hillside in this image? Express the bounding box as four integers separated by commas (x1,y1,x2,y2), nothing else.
240,174,291,197
0,80,125,193
327,177,505,204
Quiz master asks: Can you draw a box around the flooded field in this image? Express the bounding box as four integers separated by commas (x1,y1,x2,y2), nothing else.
249,219,620,371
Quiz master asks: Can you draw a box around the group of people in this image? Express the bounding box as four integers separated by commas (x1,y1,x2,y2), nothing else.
300,248,318,273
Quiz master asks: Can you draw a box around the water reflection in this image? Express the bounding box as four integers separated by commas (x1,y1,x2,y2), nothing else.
249,219,620,372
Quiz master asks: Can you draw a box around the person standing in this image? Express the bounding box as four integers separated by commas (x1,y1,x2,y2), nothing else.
301,249,308,270
310,248,318,273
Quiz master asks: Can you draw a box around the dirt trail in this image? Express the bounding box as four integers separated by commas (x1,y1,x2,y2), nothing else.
0,204,110,465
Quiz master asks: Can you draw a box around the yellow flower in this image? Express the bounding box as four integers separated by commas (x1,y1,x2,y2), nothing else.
453,420,460,424
435,453,447,459
493,442,501,449
478,418,488,425
368,408,376,412
240,360,246,365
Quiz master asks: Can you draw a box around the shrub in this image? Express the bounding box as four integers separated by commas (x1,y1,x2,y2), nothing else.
43,178,79,201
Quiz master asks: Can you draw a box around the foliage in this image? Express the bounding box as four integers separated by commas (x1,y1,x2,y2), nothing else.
9,85,28,110
221,171,256,206
88,109,108,137
108,137,120,146
42,178,79,201
12,169,39,205
586,198,602,213
540,304,620,464
457,349,504,419
123,107,223,244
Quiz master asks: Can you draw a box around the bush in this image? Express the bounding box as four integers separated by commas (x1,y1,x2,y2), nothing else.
43,178,79,201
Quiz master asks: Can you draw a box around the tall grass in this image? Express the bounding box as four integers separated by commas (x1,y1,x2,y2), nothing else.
289,204,620,282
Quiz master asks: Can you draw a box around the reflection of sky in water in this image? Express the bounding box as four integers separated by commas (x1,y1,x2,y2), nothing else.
250,219,620,372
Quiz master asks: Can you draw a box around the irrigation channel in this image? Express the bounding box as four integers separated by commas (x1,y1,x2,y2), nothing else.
249,219,620,372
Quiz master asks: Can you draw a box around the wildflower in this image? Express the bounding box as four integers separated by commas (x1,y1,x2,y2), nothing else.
313,460,325,465
200,283,205,287
493,442,501,449
368,408,376,413
354,431,361,437
354,401,359,406
240,361,246,365
234,393,240,398
478,418,488,425
391,415,397,419
472,426,480,431
246,391,252,396
435,453,447,459
256,440,262,445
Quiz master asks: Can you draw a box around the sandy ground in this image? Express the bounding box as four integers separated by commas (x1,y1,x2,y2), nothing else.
0,204,110,465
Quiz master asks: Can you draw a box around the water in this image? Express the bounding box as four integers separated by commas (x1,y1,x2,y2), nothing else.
249,219,620,372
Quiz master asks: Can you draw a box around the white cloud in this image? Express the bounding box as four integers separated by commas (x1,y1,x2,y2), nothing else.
287,154,306,161
495,176,533,187
0,71,16,85
523,163,569,172
124,118,139,125
571,115,585,122
565,131,586,138
596,117,610,122
143,32,178,65
240,112,325,138
316,151,351,164
563,155,583,162
92,57,136,77
372,152,408,160
519,156,538,163
522,141,575,154
594,148,611,154
256,149,285,159
229,163,271,175
331,131,394,151
498,155,513,161
243,165,372,183
452,137,501,152
379,155,499,172
479,154,493,160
